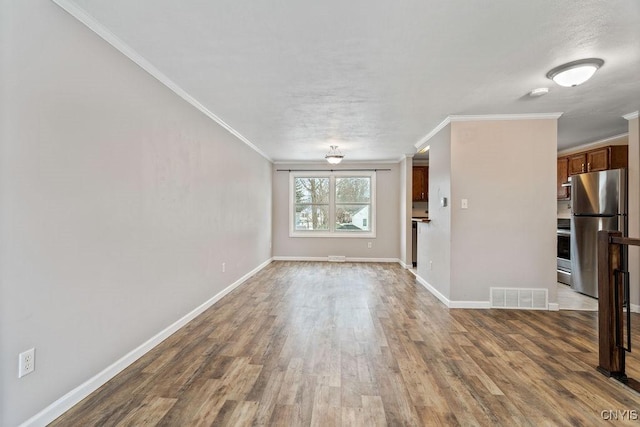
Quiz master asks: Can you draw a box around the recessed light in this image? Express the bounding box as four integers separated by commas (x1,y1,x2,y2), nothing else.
546,58,604,87
529,87,550,97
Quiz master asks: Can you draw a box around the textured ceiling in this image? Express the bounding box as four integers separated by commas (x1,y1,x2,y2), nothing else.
59,0,640,162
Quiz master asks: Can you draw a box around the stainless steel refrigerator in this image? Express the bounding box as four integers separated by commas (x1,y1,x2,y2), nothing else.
570,168,627,298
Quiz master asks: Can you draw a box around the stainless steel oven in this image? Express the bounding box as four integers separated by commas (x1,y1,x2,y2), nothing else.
557,218,571,284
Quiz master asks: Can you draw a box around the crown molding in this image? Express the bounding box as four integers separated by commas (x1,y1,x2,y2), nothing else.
273,159,400,166
414,112,564,150
623,111,639,120
449,112,563,122
396,154,415,162
414,116,451,150
557,133,629,156
50,0,272,162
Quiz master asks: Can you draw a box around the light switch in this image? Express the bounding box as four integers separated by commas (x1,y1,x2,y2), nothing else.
440,197,447,207
461,199,468,209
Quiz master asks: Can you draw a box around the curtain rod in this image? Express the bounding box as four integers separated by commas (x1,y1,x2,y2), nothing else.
276,168,391,172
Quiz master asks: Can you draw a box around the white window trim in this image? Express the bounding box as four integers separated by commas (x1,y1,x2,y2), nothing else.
289,171,376,238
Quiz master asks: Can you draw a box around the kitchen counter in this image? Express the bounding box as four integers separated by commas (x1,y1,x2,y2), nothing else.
412,217,430,222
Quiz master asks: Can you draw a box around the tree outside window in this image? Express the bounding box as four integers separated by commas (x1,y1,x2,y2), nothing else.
336,177,371,231
294,177,329,230
290,172,375,238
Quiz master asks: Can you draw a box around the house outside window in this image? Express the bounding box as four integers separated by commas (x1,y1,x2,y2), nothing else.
289,171,376,238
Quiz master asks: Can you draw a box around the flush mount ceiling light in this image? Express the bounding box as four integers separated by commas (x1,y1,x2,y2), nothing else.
325,145,344,164
546,58,604,87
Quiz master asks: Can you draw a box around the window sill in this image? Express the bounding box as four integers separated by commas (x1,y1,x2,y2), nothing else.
289,231,376,238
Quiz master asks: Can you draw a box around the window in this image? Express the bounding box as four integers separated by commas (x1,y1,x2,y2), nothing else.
293,177,330,231
290,171,376,238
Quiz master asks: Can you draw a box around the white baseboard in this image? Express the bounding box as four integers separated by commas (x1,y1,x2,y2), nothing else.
414,274,489,309
19,258,273,427
416,274,560,311
398,260,412,269
272,256,401,263
414,274,451,307
347,257,400,263
631,303,640,313
449,301,491,309
272,256,327,262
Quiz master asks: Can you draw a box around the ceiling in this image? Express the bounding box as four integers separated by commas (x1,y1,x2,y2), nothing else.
58,0,640,162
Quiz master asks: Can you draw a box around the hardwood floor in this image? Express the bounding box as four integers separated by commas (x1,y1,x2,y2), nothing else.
52,262,640,426
556,282,598,311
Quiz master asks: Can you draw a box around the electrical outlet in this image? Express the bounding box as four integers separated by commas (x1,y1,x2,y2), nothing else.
222,262,226,273
367,242,372,249
18,348,35,378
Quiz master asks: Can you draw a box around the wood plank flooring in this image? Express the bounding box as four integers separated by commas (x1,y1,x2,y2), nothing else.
51,262,640,426
556,282,598,311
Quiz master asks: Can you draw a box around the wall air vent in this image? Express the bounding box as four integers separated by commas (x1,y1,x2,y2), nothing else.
328,255,346,262
490,288,548,310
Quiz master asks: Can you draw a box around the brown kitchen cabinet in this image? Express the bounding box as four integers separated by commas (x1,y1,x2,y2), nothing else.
568,153,587,175
567,145,628,176
412,166,429,201
557,157,570,200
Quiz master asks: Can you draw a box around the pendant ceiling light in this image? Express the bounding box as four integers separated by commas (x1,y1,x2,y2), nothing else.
546,58,604,87
325,145,344,164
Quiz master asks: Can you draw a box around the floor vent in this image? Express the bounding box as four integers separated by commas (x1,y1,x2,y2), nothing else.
490,288,548,310
328,255,346,262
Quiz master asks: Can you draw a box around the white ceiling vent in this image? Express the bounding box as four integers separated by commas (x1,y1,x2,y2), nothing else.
490,288,548,310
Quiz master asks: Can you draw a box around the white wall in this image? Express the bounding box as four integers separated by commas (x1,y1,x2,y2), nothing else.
272,163,400,260
449,119,557,303
417,126,452,299
0,1,272,425
417,119,557,306
400,157,412,267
